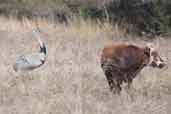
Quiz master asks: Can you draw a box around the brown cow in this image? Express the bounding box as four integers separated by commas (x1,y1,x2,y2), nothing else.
101,43,165,94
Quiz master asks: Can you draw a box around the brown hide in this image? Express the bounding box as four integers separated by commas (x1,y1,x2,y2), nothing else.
101,43,150,94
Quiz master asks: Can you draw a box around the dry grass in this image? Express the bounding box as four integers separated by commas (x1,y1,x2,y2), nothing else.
0,16,171,114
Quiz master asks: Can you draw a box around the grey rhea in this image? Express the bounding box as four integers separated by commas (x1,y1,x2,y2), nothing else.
13,29,47,72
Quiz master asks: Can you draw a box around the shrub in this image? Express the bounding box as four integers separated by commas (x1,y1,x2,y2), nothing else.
0,0,170,36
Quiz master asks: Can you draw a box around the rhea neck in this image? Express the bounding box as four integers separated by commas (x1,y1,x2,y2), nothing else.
39,43,46,55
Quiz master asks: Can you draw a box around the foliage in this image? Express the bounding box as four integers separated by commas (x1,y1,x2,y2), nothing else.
0,0,171,35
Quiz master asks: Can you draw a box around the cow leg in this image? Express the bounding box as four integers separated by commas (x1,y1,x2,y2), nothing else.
106,76,122,94
114,79,122,94
127,77,133,89
123,72,133,89
105,71,122,94
125,75,136,101
105,70,115,91
107,77,114,91
104,67,123,94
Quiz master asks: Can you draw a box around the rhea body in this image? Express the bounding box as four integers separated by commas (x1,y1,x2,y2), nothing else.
13,30,46,72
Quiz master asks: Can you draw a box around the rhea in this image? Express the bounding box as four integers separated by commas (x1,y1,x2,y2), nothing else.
13,29,47,72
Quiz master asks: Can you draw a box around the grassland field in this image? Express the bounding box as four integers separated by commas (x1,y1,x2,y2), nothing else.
0,17,171,114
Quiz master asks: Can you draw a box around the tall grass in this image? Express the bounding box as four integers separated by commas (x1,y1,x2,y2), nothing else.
0,16,170,114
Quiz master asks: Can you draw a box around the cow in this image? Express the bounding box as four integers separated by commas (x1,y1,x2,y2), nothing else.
101,43,166,94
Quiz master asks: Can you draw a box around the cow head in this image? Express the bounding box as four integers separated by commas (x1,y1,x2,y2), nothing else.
146,43,166,68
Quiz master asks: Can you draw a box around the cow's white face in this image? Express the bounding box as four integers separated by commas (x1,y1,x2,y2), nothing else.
148,46,166,68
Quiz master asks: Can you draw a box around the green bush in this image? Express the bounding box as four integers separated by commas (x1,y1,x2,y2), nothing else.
0,0,170,36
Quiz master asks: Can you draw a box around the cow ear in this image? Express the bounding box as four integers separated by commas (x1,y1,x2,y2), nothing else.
145,43,155,57
147,43,155,52
144,47,151,57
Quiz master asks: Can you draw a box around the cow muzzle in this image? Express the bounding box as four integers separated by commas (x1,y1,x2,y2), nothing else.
151,61,166,69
